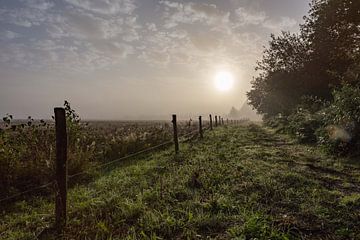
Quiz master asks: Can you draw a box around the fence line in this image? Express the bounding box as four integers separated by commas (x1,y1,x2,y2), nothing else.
0,141,176,204
1,110,243,231
68,140,174,179
0,125,208,204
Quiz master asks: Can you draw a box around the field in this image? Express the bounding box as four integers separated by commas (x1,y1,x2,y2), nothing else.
1,124,360,239
0,114,201,202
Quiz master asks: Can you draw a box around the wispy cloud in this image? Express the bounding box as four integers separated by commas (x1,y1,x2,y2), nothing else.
64,0,136,15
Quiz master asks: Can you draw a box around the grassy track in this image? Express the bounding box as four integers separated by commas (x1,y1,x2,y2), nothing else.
1,124,360,239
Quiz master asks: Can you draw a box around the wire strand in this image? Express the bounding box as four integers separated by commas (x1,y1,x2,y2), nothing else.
0,128,203,203
68,139,174,179
0,181,54,203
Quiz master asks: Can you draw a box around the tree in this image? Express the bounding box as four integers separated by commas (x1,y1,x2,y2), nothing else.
248,0,360,118
228,106,239,119
304,0,360,87
248,32,311,117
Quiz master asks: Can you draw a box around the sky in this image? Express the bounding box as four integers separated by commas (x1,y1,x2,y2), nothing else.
0,0,311,120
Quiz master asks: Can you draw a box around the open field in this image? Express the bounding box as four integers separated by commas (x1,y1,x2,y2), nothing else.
0,118,200,201
1,124,359,239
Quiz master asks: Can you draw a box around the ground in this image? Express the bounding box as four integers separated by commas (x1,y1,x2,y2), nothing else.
1,124,360,239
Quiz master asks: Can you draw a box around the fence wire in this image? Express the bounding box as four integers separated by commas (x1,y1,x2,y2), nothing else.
0,181,54,204
0,128,203,204
68,139,174,179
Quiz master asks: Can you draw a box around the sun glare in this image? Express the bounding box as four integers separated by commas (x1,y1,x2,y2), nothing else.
214,71,234,92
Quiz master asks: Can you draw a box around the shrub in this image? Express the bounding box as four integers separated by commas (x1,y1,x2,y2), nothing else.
316,84,360,155
264,96,326,143
287,108,323,143
264,114,288,133
266,86,360,155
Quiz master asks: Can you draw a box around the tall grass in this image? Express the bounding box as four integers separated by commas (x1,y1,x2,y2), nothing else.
0,101,197,201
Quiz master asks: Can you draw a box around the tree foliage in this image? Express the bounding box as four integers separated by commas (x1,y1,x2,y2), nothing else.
248,0,360,117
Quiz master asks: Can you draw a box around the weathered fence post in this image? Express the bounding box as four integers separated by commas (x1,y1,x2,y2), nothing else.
215,116,218,127
222,118,224,125
226,119,229,125
209,114,213,130
199,116,203,138
54,107,67,231
172,114,179,154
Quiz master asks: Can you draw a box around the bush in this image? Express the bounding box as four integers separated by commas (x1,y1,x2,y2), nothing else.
264,96,326,143
287,108,323,143
316,84,360,155
264,114,288,133
265,86,360,155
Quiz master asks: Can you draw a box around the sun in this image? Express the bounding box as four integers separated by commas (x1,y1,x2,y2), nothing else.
214,71,234,92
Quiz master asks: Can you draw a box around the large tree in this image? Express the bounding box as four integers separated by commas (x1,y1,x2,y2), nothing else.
248,0,360,118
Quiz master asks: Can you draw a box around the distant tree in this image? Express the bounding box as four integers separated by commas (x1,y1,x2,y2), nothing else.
228,106,239,119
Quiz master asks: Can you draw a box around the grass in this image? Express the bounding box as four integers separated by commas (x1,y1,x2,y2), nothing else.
1,124,360,239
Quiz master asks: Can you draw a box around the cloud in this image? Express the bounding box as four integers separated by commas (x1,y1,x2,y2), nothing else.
0,0,141,72
135,1,266,71
0,30,22,40
0,7,46,27
234,7,297,32
64,0,136,15
235,8,266,25
160,1,230,28
263,17,297,31
23,0,55,10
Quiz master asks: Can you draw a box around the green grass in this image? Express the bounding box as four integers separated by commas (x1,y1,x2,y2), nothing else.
1,124,360,239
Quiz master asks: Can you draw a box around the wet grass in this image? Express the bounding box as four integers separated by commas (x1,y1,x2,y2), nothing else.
1,124,360,239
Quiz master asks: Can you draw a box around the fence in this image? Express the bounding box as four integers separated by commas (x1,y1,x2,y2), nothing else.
0,109,245,232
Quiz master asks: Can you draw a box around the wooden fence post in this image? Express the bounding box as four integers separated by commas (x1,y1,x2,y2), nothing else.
226,118,229,125
54,107,67,231
209,114,213,130
215,116,218,127
199,116,203,138
222,118,224,125
172,114,179,154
